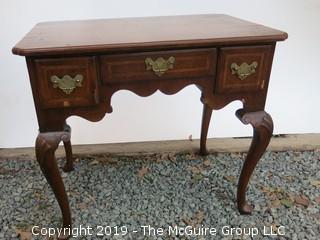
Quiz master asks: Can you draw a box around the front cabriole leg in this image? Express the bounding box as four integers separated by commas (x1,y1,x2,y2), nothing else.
35,132,72,239
235,109,273,214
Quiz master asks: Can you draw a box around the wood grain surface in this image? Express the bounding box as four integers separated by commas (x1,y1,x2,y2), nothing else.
12,14,287,56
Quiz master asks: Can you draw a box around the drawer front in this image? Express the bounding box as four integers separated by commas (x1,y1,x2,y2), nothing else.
215,45,274,94
100,48,216,84
35,57,99,109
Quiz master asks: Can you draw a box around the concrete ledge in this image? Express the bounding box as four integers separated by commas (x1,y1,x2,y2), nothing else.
0,133,319,159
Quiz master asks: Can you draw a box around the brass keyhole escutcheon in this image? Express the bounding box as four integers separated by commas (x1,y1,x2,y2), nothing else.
145,56,175,77
231,61,258,80
51,74,83,95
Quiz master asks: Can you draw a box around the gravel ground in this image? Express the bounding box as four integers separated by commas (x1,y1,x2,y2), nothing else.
0,150,319,240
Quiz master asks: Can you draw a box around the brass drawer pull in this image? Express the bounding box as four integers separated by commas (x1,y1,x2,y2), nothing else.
231,61,258,80
145,56,175,77
51,74,83,94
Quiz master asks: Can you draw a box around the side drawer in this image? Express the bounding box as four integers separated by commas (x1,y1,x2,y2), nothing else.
215,45,274,94
34,57,99,109
100,48,216,84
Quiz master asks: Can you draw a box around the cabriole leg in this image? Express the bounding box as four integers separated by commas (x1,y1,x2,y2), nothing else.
35,132,72,239
200,103,213,155
236,109,273,214
63,123,74,172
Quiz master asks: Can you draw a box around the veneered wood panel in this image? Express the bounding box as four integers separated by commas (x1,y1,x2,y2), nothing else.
12,14,287,56
100,48,216,84
35,57,99,109
215,45,274,94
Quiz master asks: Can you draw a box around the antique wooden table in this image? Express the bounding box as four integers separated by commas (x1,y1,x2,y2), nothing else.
13,14,287,236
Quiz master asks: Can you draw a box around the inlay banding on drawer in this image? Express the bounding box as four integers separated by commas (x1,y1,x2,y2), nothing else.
215,45,274,94
34,57,99,109
100,48,217,84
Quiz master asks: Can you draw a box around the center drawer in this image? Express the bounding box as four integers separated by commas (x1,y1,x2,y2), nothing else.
100,48,217,84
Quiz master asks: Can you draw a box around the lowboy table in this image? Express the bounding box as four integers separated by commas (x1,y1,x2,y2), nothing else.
13,14,287,237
